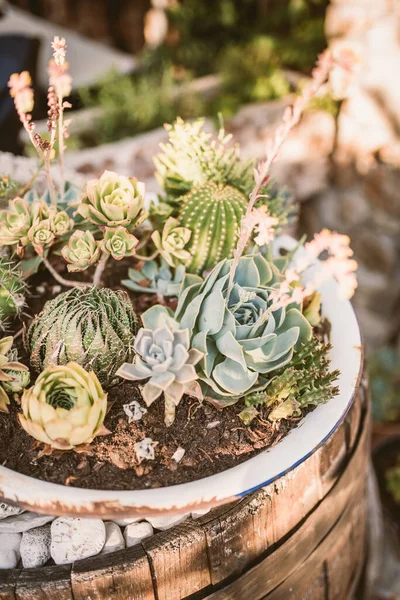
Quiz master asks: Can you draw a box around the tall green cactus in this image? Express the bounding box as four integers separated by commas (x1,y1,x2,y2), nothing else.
178,182,247,274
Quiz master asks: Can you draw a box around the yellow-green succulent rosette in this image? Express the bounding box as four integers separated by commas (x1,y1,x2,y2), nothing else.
19,362,108,450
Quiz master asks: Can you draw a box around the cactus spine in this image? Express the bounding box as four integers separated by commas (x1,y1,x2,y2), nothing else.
178,182,247,274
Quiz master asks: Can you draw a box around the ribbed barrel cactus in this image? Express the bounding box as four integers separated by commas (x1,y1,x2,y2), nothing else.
144,254,312,402
19,362,108,449
27,287,138,387
178,182,248,274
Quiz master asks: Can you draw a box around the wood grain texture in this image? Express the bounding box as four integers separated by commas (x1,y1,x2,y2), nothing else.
0,570,19,600
15,566,72,600
0,380,369,600
71,544,155,600
143,520,211,600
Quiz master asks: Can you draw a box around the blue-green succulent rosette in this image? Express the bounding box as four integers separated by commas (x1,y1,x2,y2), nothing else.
142,253,312,406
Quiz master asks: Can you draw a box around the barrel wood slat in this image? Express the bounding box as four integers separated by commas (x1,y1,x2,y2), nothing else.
202,394,369,600
0,378,369,600
15,565,73,600
71,544,155,600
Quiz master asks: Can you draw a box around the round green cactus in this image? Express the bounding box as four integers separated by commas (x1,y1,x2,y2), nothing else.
178,182,248,274
27,286,139,387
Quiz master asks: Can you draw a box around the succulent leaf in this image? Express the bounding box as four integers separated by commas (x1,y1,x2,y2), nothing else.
0,336,29,412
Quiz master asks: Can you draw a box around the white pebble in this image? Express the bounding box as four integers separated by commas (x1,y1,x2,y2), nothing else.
134,438,158,462
206,420,220,429
100,522,125,555
36,285,45,294
191,508,211,519
0,512,54,533
123,400,147,423
172,446,185,463
123,521,153,547
21,525,51,568
51,517,106,565
0,533,21,568
0,502,24,520
146,513,189,531
52,285,62,294
112,517,141,527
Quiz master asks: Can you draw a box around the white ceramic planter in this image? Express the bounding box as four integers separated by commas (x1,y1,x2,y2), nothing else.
0,238,363,519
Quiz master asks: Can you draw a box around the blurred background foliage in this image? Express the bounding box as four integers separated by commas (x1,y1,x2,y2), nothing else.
69,0,329,147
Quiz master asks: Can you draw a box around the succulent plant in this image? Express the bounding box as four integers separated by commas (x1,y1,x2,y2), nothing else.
50,210,74,237
100,226,138,260
122,259,184,297
0,195,75,257
0,336,30,412
0,259,26,326
27,287,138,387
243,338,339,422
122,259,202,298
117,324,203,426
19,362,108,449
177,182,248,274
27,219,55,256
144,254,312,403
151,217,192,268
61,230,101,272
77,170,147,231
0,197,32,248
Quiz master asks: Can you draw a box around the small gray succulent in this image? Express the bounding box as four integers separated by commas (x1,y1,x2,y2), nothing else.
122,259,202,298
117,325,203,426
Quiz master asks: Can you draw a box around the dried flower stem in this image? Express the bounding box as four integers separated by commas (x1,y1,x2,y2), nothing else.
227,49,335,295
92,253,109,286
134,250,160,262
42,256,90,288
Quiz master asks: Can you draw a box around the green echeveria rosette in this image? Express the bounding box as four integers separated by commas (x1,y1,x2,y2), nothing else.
177,182,248,274
77,170,148,231
27,287,139,388
144,254,312,403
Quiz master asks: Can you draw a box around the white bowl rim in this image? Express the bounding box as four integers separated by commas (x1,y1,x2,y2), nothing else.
0,238,363,517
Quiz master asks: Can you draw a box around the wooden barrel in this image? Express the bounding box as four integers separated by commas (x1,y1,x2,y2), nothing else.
0,376,370,600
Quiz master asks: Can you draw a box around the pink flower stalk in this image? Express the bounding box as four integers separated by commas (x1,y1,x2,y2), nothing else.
303,229,358,300
248,206,280,246
228,49,335,294
51,36,67,65
48,60,72,97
